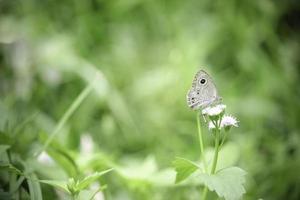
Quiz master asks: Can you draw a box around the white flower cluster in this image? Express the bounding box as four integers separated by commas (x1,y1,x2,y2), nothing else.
221,115,238,128
202,104,226,117
202,104,238,131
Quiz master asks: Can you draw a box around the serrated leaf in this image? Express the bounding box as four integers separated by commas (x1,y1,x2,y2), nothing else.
39,180,69,193
76,168,113,190
199,167,247,200
172,157,200,184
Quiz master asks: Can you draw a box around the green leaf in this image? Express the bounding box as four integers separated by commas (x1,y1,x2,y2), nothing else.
46,147,79,177
0,145,10,163
27,173,43,200
67,178,78,196
199,167,247,200
0,163,23,175
22,161,43,200
39,180,69,193
0,145,10,155
172,157,200,184
116,156,174,187
39,169,113,197
0,191,11,200
77,185,107,200
76,168,113,191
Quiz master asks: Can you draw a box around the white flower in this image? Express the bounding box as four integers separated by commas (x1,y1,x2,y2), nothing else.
80,134,94,155
208,115,239,131
202,104,226,117
221,115,239,128
37,151,54,164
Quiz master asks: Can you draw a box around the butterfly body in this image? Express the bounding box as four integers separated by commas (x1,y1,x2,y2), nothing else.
187,70,221,110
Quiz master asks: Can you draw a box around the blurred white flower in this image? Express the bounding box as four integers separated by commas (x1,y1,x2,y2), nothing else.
37,151,54,164
80,134,94,155
221,115,239,128
202,104,226,117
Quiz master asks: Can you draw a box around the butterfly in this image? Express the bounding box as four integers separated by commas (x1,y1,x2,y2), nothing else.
187,70,221,110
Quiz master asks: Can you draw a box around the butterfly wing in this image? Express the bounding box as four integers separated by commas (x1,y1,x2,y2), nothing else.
187,70,220,110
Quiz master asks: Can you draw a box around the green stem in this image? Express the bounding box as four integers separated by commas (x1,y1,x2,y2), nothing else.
197,114,208,200
218,130,228,151
10,176,25,194
201,118,222,200
210,129,220,174
89,185,107,200
201,186,208,200
197,114,208,173
71,195,77,200
34,82,94,158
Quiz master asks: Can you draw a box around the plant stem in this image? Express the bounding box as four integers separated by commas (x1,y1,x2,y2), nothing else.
218,130,228,151
71,195,77,200
201,186,208,200
34,82,94,158
197,114,208,173
89,185,107,200
201,128,221,200
197,114,208,200
210,129,220,174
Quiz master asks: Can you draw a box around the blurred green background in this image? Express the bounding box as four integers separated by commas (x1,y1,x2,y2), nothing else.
0,0,300,199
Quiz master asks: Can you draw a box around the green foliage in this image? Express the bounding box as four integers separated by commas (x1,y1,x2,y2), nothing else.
0,145,10,155
0,163,22,175
0,0,300,199
116,156,174,187
39,180,69,193
199,167,247,200
172,157,199,184
40,169,112,197
27,172,43,200
76,169,112,191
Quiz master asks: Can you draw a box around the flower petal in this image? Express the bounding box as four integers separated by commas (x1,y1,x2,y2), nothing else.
221,115,239,128
202,104,226,117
